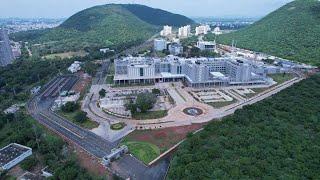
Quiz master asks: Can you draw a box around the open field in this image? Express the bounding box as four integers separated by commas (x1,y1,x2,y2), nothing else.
269,73,295,84
132,110,168,120
106,75,114,84
121,141,160,164
60,110,99,129
43,50,88,59
123,124,204,154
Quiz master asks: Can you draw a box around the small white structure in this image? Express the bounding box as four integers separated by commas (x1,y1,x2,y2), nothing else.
213,27,222,35
160,25,172,37
53,93,80,109
3,104,24,114
0,143,32,171
195,25,211,36
178,25,191,38
102,145,128,166
68,61,81,73
100,48,115,53
30,86,41,95
197,40,216,51
154,38,167,52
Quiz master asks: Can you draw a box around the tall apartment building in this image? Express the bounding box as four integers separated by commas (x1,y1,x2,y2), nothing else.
160,25,172,37
114,56,269,87
178,25,191,38
195,25,211,36
0,28,14,66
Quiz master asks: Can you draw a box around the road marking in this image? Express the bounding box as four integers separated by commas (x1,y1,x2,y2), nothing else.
39,112,84,139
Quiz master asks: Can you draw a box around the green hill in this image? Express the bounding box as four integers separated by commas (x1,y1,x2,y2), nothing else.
212,0,320,66
12,4,194,55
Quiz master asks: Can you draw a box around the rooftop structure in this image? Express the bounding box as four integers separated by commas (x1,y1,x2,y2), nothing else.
68,61,81,73
114,56,273,88
178,25,191,38
195,25,211,36
160,25,172,37
0,28,14,66
154,38,167,52
0,143,32,171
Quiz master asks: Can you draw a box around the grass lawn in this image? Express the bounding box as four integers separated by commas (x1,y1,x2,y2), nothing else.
123,124,204,154
60,110,99,129
132,110,168,120
269,73,295,84
209,99,237,108
106,75,114,84
43,50,88,59
110,122,126,130
121,141,160,164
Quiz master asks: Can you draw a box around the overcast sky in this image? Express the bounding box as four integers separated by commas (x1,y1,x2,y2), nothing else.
0,0,293,18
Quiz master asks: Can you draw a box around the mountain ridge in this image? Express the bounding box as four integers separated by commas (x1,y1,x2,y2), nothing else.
212,0,320,66
11,4,194,55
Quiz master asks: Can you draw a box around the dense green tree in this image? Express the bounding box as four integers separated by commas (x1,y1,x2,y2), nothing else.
168,74,320,179
210,0,320,66
61,102,79,113
99,89,106,98
75,111,88,123
135,93,157,113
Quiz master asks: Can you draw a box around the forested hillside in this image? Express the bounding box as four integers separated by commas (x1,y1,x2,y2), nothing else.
11,4,194,55
212,0,320,66
168,74,320,179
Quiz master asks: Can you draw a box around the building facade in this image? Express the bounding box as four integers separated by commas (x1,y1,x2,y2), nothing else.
195,25,211,36
160,25,172,37
178,25,191,38
197,41,217,51
0,28,14,66
114,56,271,88
154,38,167,51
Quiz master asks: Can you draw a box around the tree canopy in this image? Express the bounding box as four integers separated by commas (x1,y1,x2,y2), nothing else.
168,74,320,179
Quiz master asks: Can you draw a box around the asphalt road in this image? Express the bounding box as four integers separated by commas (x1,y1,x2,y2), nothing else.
27,75,169,180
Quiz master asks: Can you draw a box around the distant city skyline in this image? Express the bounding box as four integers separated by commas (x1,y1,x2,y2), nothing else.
0,0,293,19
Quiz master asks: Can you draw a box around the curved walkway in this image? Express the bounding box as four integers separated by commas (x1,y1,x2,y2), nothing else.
84,77,304,130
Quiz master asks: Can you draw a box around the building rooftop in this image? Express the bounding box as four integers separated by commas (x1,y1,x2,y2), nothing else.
0,143,31,167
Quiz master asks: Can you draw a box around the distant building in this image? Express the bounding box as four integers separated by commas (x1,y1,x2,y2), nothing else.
197,41,216,51
160,25,172,37
114,56,270,88
0,143,32,171
0,28,14,66
68,61,81,73
168,43,183,55
100,48,115,54
178,25,191,38
195,25,211,36
154,38,167,52
213,27,222,35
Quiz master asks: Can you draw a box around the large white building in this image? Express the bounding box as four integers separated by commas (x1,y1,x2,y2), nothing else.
154,38,167,51
160,25,172,37
178,25,191,38
197,41,217,51
0,143,32,171
114,56,273,88
195,25,211,36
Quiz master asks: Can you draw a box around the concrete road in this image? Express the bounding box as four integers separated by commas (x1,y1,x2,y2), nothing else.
27,75,169,180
